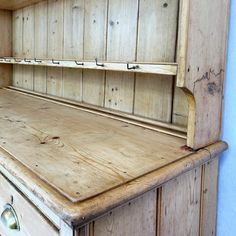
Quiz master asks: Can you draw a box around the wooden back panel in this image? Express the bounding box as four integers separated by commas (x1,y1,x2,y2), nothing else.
0,10,12,87
11,0,188,128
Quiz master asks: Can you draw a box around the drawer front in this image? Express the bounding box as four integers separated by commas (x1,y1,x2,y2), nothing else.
0,174,59,236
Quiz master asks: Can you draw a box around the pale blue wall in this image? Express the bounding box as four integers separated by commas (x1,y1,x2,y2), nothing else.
217,1,236,235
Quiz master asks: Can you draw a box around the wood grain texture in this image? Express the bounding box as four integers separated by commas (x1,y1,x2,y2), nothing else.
83,0,107,106
34,1,48,93
12,9,23,87
134,74,173,122
93,190,157,236
47,0,63,96
105,0,138,113
105,71,134,113
159,167,201,236
0,0,45,10
63,0,84,60
0,89,190,203
137,0,178,62
177,0,230,148
63,0,83,101
22,6,35,90
10,0,183,131
135,0,178,122
0,10,12,87
172,87,189,126
200,158,219,236
0,137,226,226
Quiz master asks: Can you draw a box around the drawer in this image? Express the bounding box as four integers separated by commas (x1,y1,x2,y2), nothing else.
0,174,59,236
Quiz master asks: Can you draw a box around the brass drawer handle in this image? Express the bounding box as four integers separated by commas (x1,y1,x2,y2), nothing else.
1,204,20,231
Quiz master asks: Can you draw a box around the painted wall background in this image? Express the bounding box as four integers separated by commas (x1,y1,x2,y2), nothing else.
217,1,236,235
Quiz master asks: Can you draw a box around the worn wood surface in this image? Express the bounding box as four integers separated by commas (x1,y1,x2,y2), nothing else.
75,157,221,236
135,0,179,123
0,0,45,10
200,158,219,236
34,1,47,93
11,0,181,132
0,133,227,226
0,10,12,87
0,88,190,202
177,0,230,148
94,190,157,236
0,174,59,236
159,168,201,236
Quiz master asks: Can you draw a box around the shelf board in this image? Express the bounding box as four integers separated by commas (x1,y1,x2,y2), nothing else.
0,57,178,76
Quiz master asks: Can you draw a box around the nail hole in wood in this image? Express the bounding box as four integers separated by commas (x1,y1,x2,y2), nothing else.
163,3,168,8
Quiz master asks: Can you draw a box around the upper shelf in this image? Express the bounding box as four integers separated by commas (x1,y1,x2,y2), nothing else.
0,0,44,10
0,57,178,76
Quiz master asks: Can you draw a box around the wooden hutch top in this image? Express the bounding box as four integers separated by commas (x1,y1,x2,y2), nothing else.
0,0,230,227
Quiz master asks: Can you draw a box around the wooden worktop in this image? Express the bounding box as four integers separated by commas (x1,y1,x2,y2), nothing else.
0,88,227,226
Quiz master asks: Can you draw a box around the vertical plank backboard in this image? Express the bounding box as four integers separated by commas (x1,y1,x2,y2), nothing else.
0,10,12,87
105,71,135,113
83,0,107,106
63,0,83,101
34,1,48,93
172,87,189,126
13,9,23,87
105,0,138,113
134,75,173,122
63,0,84,60
93,189,157,236
22,5,35,90
47,0,64,96
134,0,178,122
200,158,219,236
160,168,201,236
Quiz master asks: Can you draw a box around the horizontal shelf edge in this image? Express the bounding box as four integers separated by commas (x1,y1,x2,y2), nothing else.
0,57,178,76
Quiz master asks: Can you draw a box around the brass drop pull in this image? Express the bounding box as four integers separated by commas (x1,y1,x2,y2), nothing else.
1,204,20,231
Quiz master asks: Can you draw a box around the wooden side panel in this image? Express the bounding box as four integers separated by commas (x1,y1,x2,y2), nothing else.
34,1,48,93
12,9,23,87
47,0,63,96
0,10,12,87
134,0,178,122
200,158,219,236
159,168,201,236
83,0,107,106
177,0,230,148
22,5,35,90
